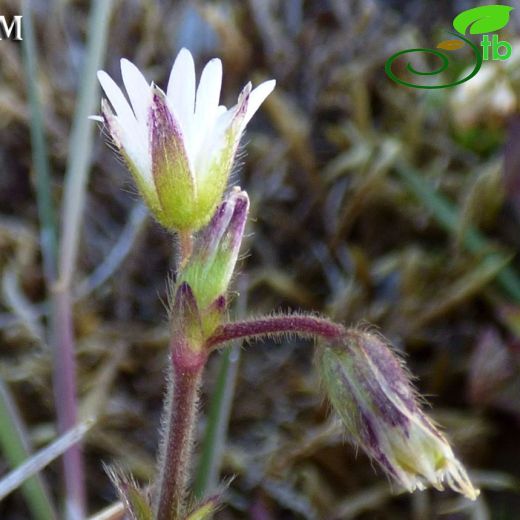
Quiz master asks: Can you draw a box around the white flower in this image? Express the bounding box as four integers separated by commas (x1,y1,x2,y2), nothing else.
93,48,275,231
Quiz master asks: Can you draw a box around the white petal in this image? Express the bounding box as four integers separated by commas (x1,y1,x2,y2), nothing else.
192,58,223,160
99,97,151,188
195,58,223,119
89,115,103,122
97,70,136,127
194,104,229,179
193,83,252,181
167,48,196,142
242,79,276,128
120,59,151,124
212,105,229,131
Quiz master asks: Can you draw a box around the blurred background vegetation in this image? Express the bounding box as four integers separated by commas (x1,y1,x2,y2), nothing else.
1,0,520,518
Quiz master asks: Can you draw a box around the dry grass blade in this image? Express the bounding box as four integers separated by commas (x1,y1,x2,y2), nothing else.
333,484,393,519
395,162,520,302
87,502,125,520
0,419,94,501
2,264,45,343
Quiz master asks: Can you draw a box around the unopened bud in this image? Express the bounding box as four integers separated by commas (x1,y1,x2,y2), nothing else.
179,189,249,310
317,329,479,500
173,189,249,340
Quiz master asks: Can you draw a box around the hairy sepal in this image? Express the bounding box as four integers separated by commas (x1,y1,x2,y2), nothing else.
105,465,153,520
150,88,197,231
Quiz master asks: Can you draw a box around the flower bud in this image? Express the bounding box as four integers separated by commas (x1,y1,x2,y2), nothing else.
176,189,249,336
94,49,275,233
317,329,479,500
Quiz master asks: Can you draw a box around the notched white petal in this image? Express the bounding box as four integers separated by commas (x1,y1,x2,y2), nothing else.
120,58,151,124
97,70,136,127
101,97,152,187
167,48,196,140
195,58,223,119
190,58,224,167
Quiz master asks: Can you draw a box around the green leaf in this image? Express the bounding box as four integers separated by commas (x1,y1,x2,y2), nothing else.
453,5,514,35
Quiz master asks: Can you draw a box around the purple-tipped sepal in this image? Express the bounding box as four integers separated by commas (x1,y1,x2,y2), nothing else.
149,88,197,231
178,189,249,314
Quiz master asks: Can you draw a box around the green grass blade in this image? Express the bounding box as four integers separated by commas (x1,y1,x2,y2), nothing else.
194,282,248,498
58,0,113,284
21,0,58,284
0,379,57,520
395,162,520,303
49,1,113,517
193,345,240,498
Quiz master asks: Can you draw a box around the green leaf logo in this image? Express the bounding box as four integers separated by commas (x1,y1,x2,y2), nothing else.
453,5,514,35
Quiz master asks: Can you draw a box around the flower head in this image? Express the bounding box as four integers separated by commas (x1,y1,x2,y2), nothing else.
317,329,479,500
93,49,275,232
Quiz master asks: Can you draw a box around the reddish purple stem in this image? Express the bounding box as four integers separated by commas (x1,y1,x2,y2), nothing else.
205,314,346,350
154,349,206,519
52,286,85,520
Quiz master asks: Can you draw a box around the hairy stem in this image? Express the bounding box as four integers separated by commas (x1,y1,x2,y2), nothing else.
153,228,201,519
205,314,346,350
154,350,206,520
